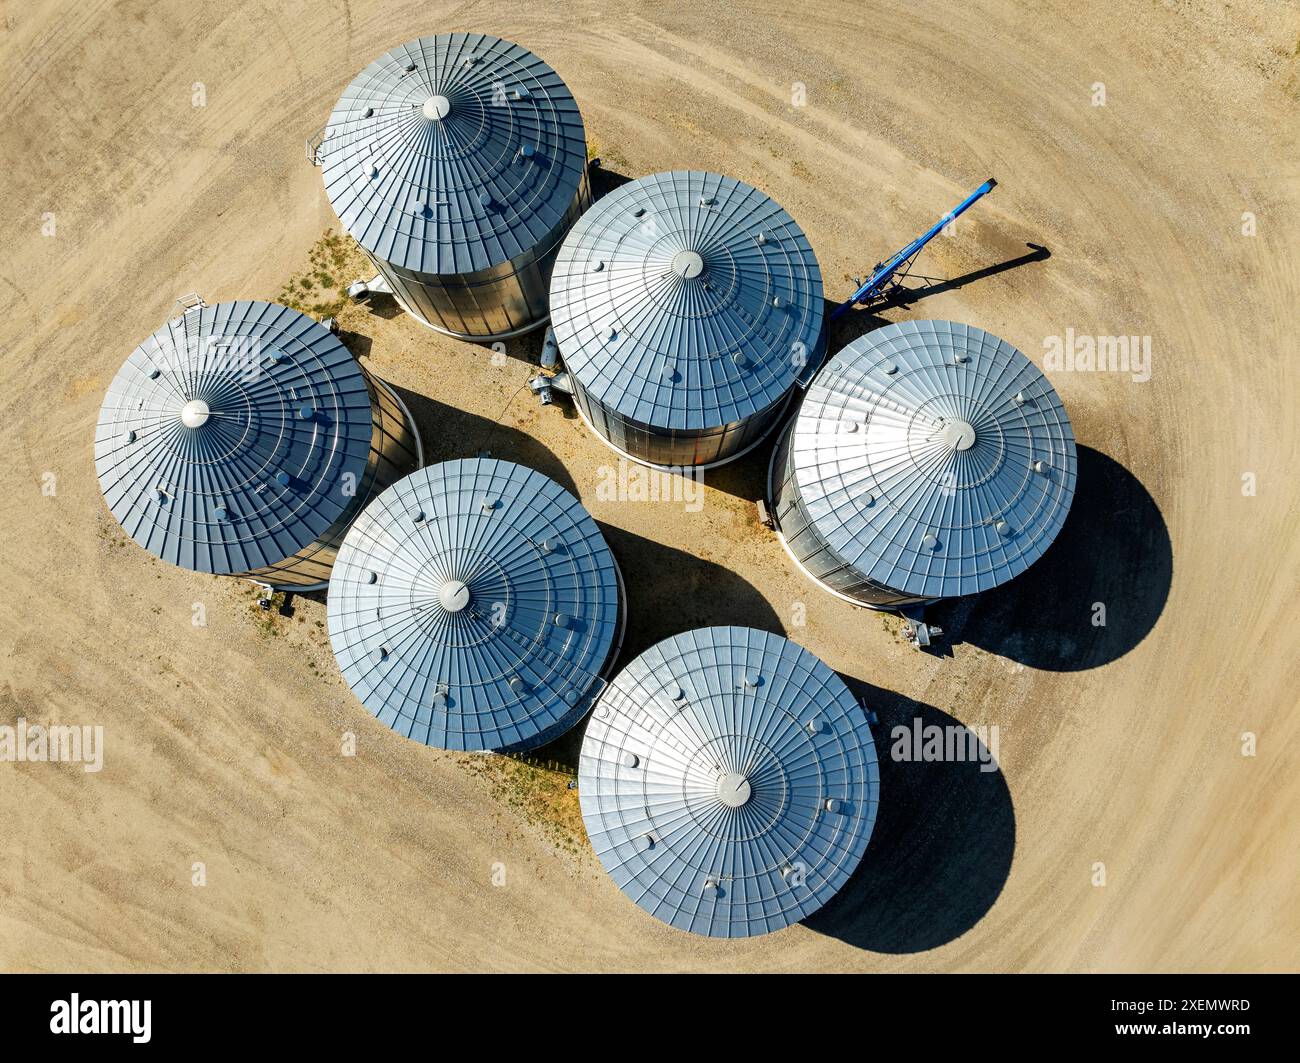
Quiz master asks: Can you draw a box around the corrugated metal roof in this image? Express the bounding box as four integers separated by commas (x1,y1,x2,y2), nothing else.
550,171,824,429
788,320,1077,600
319,33,588,276
94,301,375,575
327,459,622,752
579,627,879,938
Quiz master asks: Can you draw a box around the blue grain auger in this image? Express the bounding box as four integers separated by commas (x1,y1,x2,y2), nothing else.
831,177,997,319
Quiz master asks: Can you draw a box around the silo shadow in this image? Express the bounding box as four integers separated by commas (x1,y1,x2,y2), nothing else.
360,293,404,320
387,383,580,497
826,300,895,348
932,445,1172,670
699,435,779,503
527,523,785,770
589,162,634,200
600,523,785,660
804,682,1016,953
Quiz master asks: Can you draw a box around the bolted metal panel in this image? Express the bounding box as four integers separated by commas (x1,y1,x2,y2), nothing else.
771,320,1077,606
94,300,420,587
328,459,623,752
550,171,825,467
318,34,591,339
579,627,879,938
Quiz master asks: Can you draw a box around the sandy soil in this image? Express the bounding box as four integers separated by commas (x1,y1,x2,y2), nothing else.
0,0,1296,972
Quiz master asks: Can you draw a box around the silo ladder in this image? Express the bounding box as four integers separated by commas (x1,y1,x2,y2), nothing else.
305,125,328,167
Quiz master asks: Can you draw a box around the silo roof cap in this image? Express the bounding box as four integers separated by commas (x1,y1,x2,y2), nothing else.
94,301,375,575
319,33,588,276
789,320,1078,600
327,459,621,752
550,171,824,430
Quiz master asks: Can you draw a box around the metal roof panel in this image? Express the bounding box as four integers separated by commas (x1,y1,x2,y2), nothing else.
328,459,622,752
579,627,879,937
94,301,375,575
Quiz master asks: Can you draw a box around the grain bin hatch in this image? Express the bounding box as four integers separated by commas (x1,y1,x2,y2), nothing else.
549,171,825,469
94,300,421,589
316,33,591,340
327,459,625,753
578,627,880,938
770,320,1077,608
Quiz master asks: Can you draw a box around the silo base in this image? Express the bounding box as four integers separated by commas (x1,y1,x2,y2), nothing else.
601,548,629,682
402,305,552,343
571,389,794,474
364,270,553,342
246,576,330,596
375,377,425,471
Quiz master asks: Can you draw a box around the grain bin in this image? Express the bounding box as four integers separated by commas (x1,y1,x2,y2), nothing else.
328,459,624,752
549,171,824,468
579,627,879,937
313,33,591,339
770,320,1077,608
94,298,422,589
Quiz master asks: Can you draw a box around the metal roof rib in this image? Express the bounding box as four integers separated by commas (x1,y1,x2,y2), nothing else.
778,320,1077,602
579,627,879,937
328,459,622,752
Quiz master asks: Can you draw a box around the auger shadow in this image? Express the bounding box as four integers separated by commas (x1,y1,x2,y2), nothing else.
829,242,1052,333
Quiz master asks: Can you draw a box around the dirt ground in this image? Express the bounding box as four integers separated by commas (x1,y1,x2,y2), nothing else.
0,0,1296,972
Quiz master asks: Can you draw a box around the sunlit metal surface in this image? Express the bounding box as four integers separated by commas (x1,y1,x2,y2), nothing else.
328,459,623,752
550,171,824,467
95,300,420,587
319,33,591,338
579,627,879,937
771,320,1077,606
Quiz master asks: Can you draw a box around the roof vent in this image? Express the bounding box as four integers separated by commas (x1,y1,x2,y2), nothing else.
578,627,881,937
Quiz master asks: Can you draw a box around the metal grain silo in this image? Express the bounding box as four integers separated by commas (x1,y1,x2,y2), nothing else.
313,33,591,339
328,459,625,752
549,171,824,468
770,320,1077,608
94,298,422,589
579,627,879,937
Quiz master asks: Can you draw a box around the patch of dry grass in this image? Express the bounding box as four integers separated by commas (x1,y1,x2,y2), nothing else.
277,229,372,319
464,755,587,858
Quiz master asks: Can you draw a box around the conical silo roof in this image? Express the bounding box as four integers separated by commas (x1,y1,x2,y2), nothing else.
94,300,376,575
579,627,879,938
319,33,588,276
787,320,1077,601
327,459,623,752
550,171,824,431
